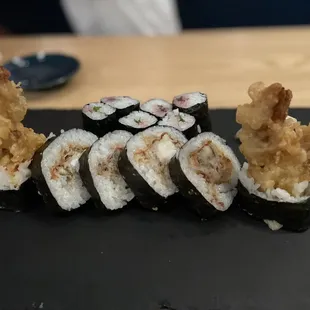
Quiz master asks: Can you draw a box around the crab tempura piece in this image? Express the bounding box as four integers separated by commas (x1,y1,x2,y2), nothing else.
236,81,310,196
0,67,46,172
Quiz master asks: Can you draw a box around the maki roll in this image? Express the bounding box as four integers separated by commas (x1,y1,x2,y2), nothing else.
82,102,116,136
140,98,172,118
236,81,310,232
118,111,157,134
0,66,46,212
31,129,97,213
101,96,139,117
158,109,198,139
118,126,187,211
169,132,240,219
79,130,134,211
173,92,212,132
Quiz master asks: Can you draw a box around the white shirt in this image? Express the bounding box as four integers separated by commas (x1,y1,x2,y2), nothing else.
60,0,181,36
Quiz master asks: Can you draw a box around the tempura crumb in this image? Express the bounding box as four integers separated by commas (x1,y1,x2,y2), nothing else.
0,67,46,173
236,81,310,196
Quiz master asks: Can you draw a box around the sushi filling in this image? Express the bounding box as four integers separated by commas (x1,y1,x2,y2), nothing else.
173,92,207,109
141,99,172,118
0,161,31,191
82,102,116,120
127,126,187,198
88,131,134,210
119,111,157,129
41,129,97,211
101,96,139,110
179,133,240,211
158,109,195,131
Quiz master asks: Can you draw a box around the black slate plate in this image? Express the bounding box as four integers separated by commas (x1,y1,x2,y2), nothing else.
0,109,310,310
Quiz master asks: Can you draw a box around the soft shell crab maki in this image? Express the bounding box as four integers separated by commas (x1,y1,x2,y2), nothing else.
237,82,310,232
118,126,187,211
169,132,240,219
0,67,46,211
79,130,134,211
31,129,97,213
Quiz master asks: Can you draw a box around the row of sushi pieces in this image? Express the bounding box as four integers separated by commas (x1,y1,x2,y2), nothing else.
82,92,211,138
2,65,310,232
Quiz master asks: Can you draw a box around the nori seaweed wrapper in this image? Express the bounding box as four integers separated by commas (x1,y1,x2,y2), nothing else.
118,148,174,211
182,123,199,140
169,156,219,219
79,148,105,209
82,111,117,137
30,138,66,214
237,181,310,232
0,177,41,212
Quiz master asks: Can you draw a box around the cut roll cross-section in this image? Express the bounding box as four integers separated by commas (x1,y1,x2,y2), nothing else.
118,126,187,211
31,129,98,213
169,132,240,219
79,130,134,211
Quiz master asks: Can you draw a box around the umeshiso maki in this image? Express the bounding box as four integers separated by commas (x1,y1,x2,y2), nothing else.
172,92,212,133
236,81,310,232
0,67,46,212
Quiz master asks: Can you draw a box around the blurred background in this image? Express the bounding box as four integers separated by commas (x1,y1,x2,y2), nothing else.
1,0,310,36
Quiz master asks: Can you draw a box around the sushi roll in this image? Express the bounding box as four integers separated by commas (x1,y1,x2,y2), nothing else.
31,129,97,213
0,66,46,212
140,98,172,118
118,111,158,134
173,92,212,132
169,132,240,219
158,109,198,139
0,162,42,212
82,102,116,136
101,96,139,117
118,126,187,211
236,81,310,232
79,130,134,211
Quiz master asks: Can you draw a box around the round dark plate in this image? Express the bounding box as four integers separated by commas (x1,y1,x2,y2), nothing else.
3,53,80,90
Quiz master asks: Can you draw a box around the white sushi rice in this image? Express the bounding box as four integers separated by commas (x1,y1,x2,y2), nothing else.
119,111,157,129
88,130,134,210
41,129,97,211
239,163,310,203
141,99,172,118
158,109,195,131
179,132,240,211
101,96,139,109
127,126,187,198
173,92,207,109
0,161,31,190
82,102,115,120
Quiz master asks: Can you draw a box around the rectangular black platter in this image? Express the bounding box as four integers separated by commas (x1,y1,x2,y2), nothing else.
0,109,310,310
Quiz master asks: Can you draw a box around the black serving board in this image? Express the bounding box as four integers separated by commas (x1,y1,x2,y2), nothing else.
1,109,310,310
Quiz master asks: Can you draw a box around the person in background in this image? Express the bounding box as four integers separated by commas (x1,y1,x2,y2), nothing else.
60,0,181,36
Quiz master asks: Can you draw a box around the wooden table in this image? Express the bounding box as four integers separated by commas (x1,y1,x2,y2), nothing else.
1,26,310,110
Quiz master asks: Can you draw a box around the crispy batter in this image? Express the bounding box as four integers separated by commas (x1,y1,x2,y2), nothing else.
237,82,310,196
0,67,46,172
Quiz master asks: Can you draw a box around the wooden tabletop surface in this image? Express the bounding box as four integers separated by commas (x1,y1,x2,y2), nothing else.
1,26,310,110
